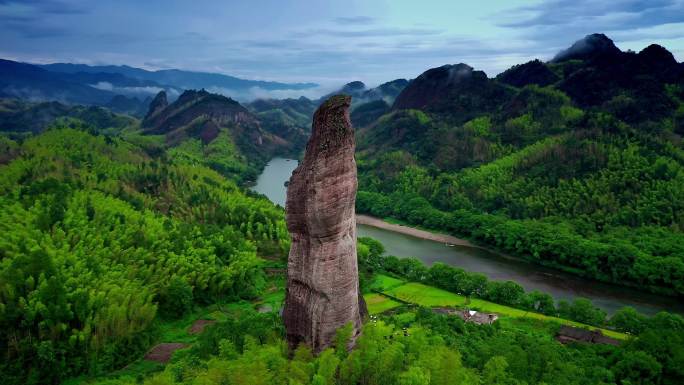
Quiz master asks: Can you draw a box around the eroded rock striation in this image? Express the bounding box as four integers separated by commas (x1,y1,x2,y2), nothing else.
283,95,365,352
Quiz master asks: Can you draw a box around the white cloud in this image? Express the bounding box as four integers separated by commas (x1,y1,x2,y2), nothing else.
89,81,181,99
204,84,338,102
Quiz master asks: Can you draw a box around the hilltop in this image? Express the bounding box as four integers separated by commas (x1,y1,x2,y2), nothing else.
355,34,684,297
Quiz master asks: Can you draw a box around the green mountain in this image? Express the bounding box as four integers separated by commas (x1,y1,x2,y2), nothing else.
247,96,318,153
141,89,299,181
356,34,684,296
245,79,410,158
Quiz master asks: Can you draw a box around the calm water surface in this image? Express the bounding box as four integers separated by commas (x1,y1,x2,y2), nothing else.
254,158,684,315
252,157,296,207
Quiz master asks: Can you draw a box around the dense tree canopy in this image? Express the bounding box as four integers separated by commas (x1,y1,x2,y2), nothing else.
71,305,684,385
356,85,684,296
0,125,289,384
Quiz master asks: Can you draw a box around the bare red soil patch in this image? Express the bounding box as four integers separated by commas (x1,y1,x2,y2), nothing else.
188,319,216,334
144,343,188,363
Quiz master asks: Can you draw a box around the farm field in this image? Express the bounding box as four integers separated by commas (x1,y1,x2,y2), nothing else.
371,275,629,340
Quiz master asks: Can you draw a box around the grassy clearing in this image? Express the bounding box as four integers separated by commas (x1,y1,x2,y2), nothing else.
364,293,403,314
385,282,466,308
369,274,406,292
254,275,286,312
64,284,286,385
376,276,629,340
155,301,263,344
257,289,285,312
155,307,217,344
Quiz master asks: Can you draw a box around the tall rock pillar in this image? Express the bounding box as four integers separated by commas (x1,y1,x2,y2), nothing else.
283,95,365,352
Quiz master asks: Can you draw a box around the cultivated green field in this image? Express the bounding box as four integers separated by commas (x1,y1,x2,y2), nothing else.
364,293,403,314
372,275,629,340
369,274,405,291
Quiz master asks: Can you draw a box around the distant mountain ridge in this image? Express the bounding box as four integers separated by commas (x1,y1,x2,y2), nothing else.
39,63,318,92
0,59,320,119
320,78,409,106
388,34,684,124
0,98,135,135
0,59,120,106
242,78,410,156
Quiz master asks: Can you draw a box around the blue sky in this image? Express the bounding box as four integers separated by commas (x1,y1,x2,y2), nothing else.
1,0,683,89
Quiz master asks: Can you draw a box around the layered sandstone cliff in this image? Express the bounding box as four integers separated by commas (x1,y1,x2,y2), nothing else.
283,95,365,352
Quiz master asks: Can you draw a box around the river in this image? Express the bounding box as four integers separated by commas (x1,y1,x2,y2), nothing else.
254,157,684,315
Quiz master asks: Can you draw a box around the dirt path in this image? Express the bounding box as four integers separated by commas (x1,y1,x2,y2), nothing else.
356,215,475,247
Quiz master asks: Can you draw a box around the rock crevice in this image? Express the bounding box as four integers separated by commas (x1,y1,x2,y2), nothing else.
283,95,365,353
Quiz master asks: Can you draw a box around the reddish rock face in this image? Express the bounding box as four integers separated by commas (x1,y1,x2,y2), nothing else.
283,95,365,352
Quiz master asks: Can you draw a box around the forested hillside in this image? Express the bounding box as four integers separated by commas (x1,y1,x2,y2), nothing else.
3,123,681,385
356,34,684,296
0,123,289,384
140,89,311,182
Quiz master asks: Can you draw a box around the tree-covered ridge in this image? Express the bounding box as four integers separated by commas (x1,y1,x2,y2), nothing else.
247,97,317,153
357,125,684,295
139,89,312,182
0,98,136,137
355,35,684,297
244,79,410,161
0,125,289,384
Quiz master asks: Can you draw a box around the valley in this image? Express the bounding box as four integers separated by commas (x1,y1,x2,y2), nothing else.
1,12,684,383
254,158,684,316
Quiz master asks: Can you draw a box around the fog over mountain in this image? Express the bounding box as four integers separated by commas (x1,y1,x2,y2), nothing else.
3,1,684,384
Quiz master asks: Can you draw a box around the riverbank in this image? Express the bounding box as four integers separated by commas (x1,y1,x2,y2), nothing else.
365,274,629,340
357,215,475,247
254,159,684,316
356,214,684,316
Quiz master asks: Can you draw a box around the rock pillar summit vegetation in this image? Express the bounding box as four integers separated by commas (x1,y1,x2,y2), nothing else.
283,95,366,352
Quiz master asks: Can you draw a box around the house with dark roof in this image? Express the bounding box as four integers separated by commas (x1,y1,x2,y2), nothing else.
556,325,621,346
